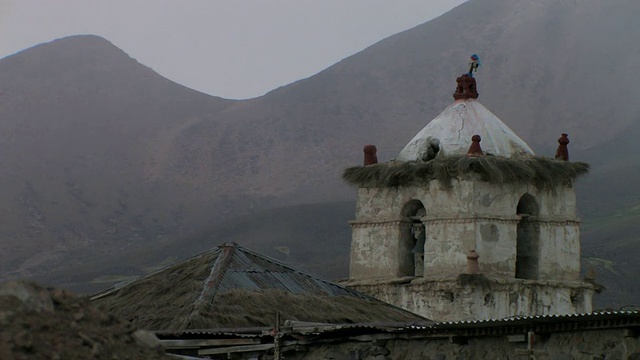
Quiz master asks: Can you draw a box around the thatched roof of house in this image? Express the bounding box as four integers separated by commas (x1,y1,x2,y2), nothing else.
343,155,589,189
91,243,427,331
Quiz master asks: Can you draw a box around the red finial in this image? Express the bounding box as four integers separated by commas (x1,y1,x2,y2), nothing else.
453,74,479,100
555,133,570,161
363,145,378,165
466,135,484,157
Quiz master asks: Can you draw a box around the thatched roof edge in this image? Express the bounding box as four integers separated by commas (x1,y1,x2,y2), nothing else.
90,248,223,301
342,155,589,189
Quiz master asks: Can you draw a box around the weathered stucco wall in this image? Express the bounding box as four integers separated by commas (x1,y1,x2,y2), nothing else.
346,276,595,322
350,220,409,279
289,328,639,360
350,180,581,281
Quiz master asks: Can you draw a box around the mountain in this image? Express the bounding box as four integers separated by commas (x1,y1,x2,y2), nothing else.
36,201,354,294
0,35,234,280
0,0,639,308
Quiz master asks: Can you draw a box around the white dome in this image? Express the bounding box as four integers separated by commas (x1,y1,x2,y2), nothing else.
396,99,534,161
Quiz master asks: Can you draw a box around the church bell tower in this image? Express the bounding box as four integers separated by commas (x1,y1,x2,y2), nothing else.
342,67,596,322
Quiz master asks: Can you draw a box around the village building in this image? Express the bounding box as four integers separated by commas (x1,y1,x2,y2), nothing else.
91,242,427,357
90,242,640,360
341,72,597,322
151,311,640,359
88,66,640,360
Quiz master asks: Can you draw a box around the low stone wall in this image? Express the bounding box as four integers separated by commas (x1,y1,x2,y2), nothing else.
346,275,595,322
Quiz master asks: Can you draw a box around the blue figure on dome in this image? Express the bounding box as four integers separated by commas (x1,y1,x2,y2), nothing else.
468,54,480,77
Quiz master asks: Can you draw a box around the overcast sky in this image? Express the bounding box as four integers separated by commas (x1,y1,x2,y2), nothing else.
0,0,466,99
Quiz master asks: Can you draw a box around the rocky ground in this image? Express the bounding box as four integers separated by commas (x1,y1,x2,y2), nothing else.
0,281,171,360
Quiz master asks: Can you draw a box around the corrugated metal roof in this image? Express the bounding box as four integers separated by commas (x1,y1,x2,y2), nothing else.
92,242,368,301
157,329,269,338
157,322,424,338
156,311,640,340
213,243,371,300
405,310,640,330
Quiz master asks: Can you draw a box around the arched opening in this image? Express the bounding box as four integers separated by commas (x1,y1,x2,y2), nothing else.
515,194,540,279
401,200,426,277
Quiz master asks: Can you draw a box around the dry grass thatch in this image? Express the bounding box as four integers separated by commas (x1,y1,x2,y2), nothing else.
342,155,589,189
97,282,424,331
93,244,427,331
93,251,219,331
196,289,426,329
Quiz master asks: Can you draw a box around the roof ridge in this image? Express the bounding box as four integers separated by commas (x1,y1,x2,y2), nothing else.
183,244,237,328
234,244,357,290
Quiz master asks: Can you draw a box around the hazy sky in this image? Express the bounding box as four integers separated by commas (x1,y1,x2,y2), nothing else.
0,0,467,99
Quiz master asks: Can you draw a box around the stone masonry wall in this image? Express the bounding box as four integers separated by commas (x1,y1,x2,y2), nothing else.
350,180,581,281
346,276,595,322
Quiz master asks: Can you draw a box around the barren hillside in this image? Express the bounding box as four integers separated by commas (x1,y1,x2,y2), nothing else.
0,0,638,307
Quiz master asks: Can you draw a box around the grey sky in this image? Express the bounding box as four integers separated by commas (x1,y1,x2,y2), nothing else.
0,0,466,99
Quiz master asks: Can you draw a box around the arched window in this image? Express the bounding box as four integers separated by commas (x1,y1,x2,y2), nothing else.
515,194,540,279
400,200,426,277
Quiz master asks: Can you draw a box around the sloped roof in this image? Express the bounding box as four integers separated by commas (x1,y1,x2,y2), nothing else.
92,243,427,331
396,99,534,160
151,311,640,358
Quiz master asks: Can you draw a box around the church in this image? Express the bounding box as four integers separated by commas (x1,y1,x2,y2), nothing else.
91,61,640,360
342,69,596,322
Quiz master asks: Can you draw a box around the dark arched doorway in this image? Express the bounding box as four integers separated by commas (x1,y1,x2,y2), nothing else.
401,200,426,277
515,194,540,279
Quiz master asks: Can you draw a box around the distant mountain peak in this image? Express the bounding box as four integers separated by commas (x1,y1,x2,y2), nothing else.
47,34,114,45
1,34,140,72
0,34,165,93
8,34,120,56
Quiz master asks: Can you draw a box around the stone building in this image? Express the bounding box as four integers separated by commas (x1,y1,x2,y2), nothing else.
342,74,597,322
84,67,627,360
